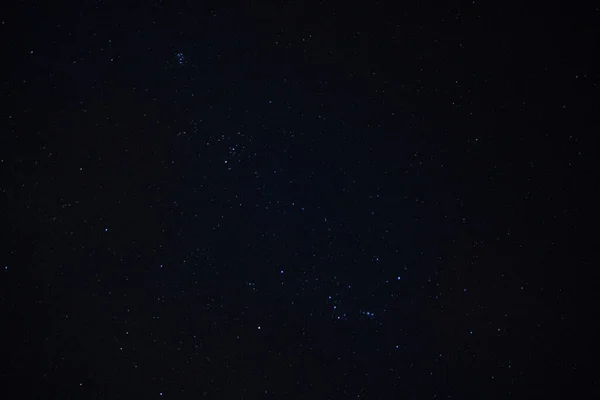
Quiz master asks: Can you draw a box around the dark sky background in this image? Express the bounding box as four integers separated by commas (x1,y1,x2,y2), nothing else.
1,1,599,398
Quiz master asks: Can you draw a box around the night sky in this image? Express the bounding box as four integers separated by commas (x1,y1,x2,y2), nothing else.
2,1,599,398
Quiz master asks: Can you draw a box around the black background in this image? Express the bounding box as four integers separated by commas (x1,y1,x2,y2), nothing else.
2,1,598,398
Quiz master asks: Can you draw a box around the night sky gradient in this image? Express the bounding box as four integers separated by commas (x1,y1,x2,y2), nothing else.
2,1,599,398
